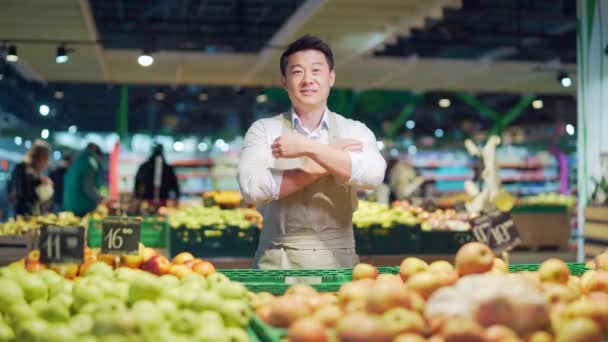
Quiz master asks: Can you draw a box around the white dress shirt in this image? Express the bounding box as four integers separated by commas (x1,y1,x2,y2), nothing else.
238,108,386,204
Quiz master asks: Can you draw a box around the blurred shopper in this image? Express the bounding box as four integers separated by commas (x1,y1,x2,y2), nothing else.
389,156,424,201
8,140,53,216
239,35,387,269
49,153,73,212
133,144,180,206
63,143,104,216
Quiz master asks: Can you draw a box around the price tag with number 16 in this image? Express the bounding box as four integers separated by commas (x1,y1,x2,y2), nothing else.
101,217,141,255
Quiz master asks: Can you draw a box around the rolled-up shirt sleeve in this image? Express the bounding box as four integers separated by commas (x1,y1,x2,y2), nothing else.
238,120,282,204
346,122,387,189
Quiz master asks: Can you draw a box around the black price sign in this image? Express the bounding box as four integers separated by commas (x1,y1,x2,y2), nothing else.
471,209,521,254
39,225,85,264
101,217,141,255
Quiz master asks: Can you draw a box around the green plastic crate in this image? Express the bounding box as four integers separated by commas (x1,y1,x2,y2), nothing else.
511,204,570,214
169,225,259,258
219,267,398,295
87,216,167,248
418,230,476,254
508,262,588,276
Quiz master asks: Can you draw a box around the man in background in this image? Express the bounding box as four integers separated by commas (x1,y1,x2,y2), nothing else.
63,143,104,216
133,144,180,206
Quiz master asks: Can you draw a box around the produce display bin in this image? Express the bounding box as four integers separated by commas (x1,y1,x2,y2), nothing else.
353,227,372,254
250,314,286,342
418,230,476,254
87,216,168,248
219,267,399,295
168,225,259,258
369,224,420,254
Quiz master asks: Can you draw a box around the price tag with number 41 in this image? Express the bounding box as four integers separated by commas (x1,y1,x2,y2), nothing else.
101,217,141,255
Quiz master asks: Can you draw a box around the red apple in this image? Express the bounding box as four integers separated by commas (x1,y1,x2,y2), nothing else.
563,298,608,332
172,252,195,265
406,272,443,300
192,260,215,276
455,242,494,276
97,253,118,268
399,258,429,282
288,317,329,342
581,271,608,295
352,263,379,281
256,305,272,324
338,282,370,306
483,325,518,342
525,331,553,342
491,258,508,273
555,318,603,342
286,284,319,297
539,258,570,284
440,317,484,342
595,252,608,272
428,260,454,274
120,253,143,269
313,305,342,328
337,312,393,342
141,255,171,276
168,264,193,279
367,278,412,313
394,333,427,342
26,261,45,272
49,263,79,279
269,295,311,328
140,247,158,262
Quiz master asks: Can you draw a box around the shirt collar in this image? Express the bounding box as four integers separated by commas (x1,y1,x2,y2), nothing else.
291,108,329,134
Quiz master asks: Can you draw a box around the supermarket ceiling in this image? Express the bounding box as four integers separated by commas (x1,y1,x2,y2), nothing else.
1,0,577,95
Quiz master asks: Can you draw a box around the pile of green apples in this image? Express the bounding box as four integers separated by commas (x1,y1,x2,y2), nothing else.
353,201,419,229
167,205,252,230
0,262,251,342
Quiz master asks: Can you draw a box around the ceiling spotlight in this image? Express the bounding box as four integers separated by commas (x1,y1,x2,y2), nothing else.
154,90,165,101
256,94,268,103
438,98,451,108
6,45,18,62
173,141,185,152
14,136,22,146
532,99,543,109
68,125,77,134
41,129,49,139
39,104,50,116
406,120,415,129
138,52,154,67
558,72,572,88
198,92,208,101
56,44,69,64
434,128,444,138
566,123,575,136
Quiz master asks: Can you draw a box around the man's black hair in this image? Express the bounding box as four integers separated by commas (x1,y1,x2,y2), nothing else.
280,35,334,76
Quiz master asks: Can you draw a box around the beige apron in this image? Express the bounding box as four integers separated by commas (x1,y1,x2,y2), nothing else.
253,111,359,269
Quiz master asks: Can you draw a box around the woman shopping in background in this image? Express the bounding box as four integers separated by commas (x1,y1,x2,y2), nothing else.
8,140,54,216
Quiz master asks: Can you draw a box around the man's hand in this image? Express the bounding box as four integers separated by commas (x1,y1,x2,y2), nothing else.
334,139,363,152
271,134,314,159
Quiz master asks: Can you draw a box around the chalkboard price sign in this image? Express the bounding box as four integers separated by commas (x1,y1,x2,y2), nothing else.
471,209,521,254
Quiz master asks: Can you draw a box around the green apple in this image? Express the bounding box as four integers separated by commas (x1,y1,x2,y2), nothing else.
15,319,48,341
156,299,178,320
93,298,127,315
132,300,164,331
38,299,71,323
216,282,248,300
17,274,48,303
0,279,25,307
53,293,73,308
219,300,251,328
0,266,27,281
45,323,76,342
72,279,104,311
48,279,73,299
92,311,136,336
170,309,200,335
199,311,225,327
85,262,114,279
128,275,163,304
159,274,180,288
175,290,198,308
69,313,93,336
161,286,182,303
0,322,15,341
181,273,208,289
226,327,250,342
101,281,129,302
5,303,37,327
195,325,229,342
207,273,230,289
38,269,63,287
114,267,141,282
191,291,223,312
